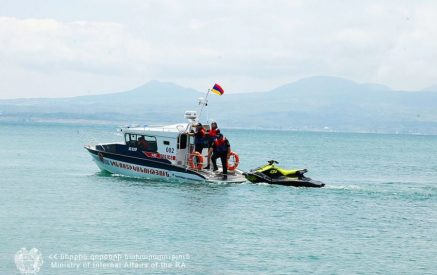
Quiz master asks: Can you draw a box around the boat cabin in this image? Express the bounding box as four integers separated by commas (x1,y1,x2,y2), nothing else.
118,122,210,168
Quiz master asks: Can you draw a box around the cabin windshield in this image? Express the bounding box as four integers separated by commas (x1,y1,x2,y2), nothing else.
125,134,158,152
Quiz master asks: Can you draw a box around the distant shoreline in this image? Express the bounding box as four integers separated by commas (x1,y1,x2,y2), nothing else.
1,115,436,137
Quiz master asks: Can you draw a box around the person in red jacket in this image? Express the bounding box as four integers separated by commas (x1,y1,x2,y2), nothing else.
211,131,231,180
205,121,219,170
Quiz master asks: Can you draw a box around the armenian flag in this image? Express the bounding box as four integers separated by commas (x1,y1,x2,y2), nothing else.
211,83,224,96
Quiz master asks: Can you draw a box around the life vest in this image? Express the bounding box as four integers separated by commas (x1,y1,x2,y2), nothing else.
214,137,228,153
209,128,218,138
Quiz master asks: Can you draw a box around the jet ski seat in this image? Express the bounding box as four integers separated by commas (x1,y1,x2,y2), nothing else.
276,168,308,177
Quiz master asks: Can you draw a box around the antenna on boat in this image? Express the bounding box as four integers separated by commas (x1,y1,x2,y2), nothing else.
198,88,210,121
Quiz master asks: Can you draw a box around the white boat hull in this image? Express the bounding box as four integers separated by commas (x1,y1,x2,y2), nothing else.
87,148,246,183
90,153,205,181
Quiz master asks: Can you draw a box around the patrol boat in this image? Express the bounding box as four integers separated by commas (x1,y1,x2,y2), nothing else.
84,110,245,183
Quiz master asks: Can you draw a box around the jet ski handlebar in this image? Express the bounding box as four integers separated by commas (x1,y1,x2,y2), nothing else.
267,160,279,165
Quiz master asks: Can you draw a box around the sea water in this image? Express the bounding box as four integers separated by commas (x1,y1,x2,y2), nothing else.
0,122,436,274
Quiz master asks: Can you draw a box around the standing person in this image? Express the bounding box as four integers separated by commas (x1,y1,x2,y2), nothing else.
205,121,219,170
188,122,206,169
193,122,206,154
211,131,231,180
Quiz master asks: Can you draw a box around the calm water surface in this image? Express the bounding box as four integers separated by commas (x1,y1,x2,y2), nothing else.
0,122,436,274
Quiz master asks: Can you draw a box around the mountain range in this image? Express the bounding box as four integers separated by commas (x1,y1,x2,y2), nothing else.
1,76,437,134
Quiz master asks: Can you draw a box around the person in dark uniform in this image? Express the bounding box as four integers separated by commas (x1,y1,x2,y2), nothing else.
187,123,206,169
137,136,148,150
205,121,219,170
211,130,231,180
193,122,206,154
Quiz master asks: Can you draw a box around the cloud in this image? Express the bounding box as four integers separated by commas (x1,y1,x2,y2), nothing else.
375,3,437,90
0,1,437,98
0,16,152,98
0,17,150,75
125,1,437,92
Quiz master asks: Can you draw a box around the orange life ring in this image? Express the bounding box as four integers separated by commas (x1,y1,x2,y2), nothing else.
227,151,240,171
188,152,204,170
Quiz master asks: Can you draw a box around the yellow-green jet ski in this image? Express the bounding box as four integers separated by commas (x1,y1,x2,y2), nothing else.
243,160,325,188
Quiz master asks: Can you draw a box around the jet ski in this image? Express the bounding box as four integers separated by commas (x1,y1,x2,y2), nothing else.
243,160,325,188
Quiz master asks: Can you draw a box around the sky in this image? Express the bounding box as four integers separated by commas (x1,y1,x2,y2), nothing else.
0,0,436,99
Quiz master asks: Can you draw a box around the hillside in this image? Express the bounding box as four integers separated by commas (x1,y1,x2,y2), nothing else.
1,76,437,134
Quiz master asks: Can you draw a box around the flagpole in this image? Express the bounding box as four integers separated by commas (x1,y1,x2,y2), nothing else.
198,88,210,122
